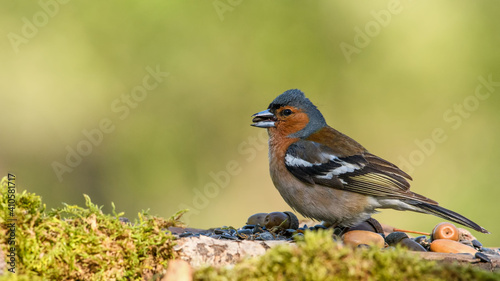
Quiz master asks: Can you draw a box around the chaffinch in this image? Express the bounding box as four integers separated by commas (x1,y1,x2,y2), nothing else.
251,89,489,233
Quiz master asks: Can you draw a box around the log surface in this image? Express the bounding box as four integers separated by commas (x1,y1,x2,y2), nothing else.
415,252,500,271
174,235,290,267
173,235,500,271
170,227,499,271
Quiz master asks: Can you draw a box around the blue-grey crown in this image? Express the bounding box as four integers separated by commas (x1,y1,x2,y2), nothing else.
269,89,327,138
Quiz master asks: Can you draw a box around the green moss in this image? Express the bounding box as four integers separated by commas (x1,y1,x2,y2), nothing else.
195,230,500,281
0,176,185,280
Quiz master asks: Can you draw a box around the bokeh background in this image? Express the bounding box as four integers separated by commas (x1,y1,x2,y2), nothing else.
2,1,499,245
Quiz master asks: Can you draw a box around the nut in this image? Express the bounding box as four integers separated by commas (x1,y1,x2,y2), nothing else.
431,222,459,241
246,213,268,226
265,212,289,229
283,211,299,230
342,230,385,248
430,239,477,254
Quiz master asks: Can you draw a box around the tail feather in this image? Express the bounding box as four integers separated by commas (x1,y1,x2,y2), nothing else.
412,202,489,234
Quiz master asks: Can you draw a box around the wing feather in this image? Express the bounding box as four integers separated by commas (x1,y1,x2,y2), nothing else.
284,140,437,204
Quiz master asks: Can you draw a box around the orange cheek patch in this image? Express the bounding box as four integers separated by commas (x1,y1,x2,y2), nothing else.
278,112,310,137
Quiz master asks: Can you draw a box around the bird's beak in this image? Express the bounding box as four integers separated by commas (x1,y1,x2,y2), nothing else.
251,109,276,128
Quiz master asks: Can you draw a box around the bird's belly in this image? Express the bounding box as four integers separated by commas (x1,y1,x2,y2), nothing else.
270,166,375,227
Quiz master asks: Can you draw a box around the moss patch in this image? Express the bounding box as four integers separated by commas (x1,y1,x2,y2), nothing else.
195,230,500,281
0,176,184,280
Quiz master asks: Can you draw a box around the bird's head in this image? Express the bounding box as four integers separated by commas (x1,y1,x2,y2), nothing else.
251,89,326,138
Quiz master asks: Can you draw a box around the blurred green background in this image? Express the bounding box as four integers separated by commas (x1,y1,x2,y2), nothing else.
2,1,499,245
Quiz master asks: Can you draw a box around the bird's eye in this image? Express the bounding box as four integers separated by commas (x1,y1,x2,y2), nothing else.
282,109,293,116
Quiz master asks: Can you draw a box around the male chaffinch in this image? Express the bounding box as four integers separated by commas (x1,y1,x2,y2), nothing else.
251,89,489,233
